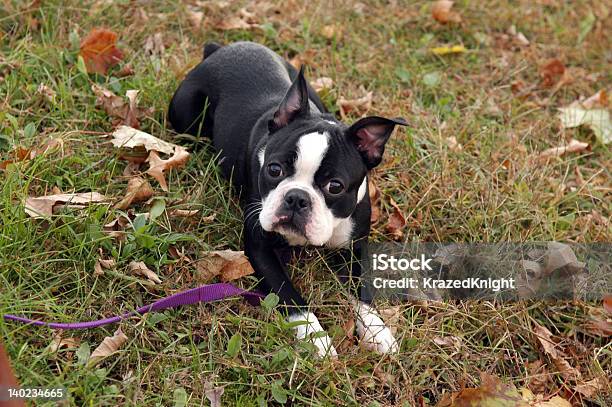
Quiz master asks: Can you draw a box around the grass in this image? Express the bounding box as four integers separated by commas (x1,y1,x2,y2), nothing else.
1,0,610,405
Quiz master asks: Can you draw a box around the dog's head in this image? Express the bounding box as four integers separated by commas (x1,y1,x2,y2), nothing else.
258,68,406,246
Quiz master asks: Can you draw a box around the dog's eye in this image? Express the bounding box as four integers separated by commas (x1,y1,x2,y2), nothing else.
326,179,344,195
267,163,283,178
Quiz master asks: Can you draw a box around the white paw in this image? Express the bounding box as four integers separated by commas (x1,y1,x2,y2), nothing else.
355,302,399,354
287,311,338,358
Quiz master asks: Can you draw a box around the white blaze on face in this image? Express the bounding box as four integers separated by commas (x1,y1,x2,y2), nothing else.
260,132,341,246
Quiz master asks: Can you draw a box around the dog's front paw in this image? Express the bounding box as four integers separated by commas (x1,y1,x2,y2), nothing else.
355,302,399,354
288,311,338,358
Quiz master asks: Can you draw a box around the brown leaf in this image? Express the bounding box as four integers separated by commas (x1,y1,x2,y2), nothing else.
79,28,124,75
446,136,463,151
525,360,550,395
169,209,200,218
194,250,254,283
111,126,178,158
433,335,463,350
115,177,154,210
215,8,259,31
0,146,34,169
146,146,191,191
187,9,204,30
533,322,581,380
338,91,373,120
49,332,80,352
435,373,523,407
574,376,608,398
386,198,406,240
540,59,565,88
204,383,224,407
604,294,612,314
582,89,608,109
378,305,402,336
25,192,107,218
320,24,342,40
89,328,128,363
128,261,162,284
143,33,164,57
92,86,151,129
368,177,381,224
432,0,462,24
584,317,612,337
94,249,115,276
311,77,334,93
538,139,589,160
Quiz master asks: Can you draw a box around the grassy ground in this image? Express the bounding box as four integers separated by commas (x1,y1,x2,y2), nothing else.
1,0,610,405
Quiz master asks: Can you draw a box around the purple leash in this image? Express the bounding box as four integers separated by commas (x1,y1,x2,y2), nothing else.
3,283,263,330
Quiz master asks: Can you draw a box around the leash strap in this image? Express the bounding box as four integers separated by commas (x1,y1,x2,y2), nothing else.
3,283,263,330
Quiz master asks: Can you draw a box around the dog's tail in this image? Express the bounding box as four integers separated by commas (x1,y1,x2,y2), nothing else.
203,42,222,59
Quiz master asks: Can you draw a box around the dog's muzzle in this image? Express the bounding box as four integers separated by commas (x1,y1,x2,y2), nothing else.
275,188,311,232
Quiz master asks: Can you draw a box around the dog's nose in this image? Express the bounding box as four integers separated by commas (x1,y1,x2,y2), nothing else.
283,189,311,212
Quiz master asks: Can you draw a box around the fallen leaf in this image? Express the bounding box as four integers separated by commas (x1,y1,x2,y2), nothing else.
169,209,200,218
574,376,608,398
37,83,56,103
368,177,381,224
115,177,154,210
540,59,565,88
194,250,254,283
215,8,259,30
94,249,115,276
79,28,124,75
321,24,341,40
0,146,34,169
204,383,224,407
431,45,467,55
433,335,463,350
558,98,612,144
92,86,151,129
538,139,589,160
432,0,462,24
508,25,530,46
311,77,333,93
435,373,523,406
582,89,608,109
25,192,107,218
604,294,612,314
49,332,80,352
386,198,406,240
89,328,128,364
525,360,550,395
146,147,191,191
378,305,402,336
128,261,162,284
187,8,204,30
111,125,178,157
533,322,581,380
143,33,164,57
446,136,463,151
338,91,373,120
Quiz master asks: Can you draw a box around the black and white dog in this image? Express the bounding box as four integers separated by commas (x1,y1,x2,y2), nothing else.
169,42,406,356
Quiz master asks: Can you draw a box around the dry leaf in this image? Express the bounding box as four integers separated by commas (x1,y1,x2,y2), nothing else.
368,177,381,224
215,8,259,30
538,139,589,160
533,322,581,380
143,33,164,57
386,198,406,240
574,376,608,398
378,305,402,336
92,86,151,129
311,77,333,93
37,83,56,103
338,91,373,120
49,332,80,352
94,249,115,276
435,373,523,407
558,93,612,144
604,294,612,314
446,136,463,151
146,147,191,191
79,28,124,75
204,383,224,407
25,192,107,218
115,177,154,210
169,209,200,218
187,8,204,30
194,250,254,283
540,59,565,88
433,335,463,350
89,328,128,363
432,0,462,24
129,261,162,284
111,126,178,156
431,45,467,55
320,24,341,40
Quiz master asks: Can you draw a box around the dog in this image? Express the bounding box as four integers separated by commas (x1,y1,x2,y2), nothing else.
168,42,406,357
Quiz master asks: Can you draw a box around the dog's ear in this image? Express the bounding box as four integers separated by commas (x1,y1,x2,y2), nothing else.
346,116,407,169
269,66,310,132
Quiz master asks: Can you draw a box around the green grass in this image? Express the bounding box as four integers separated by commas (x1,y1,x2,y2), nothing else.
1,0,610,405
